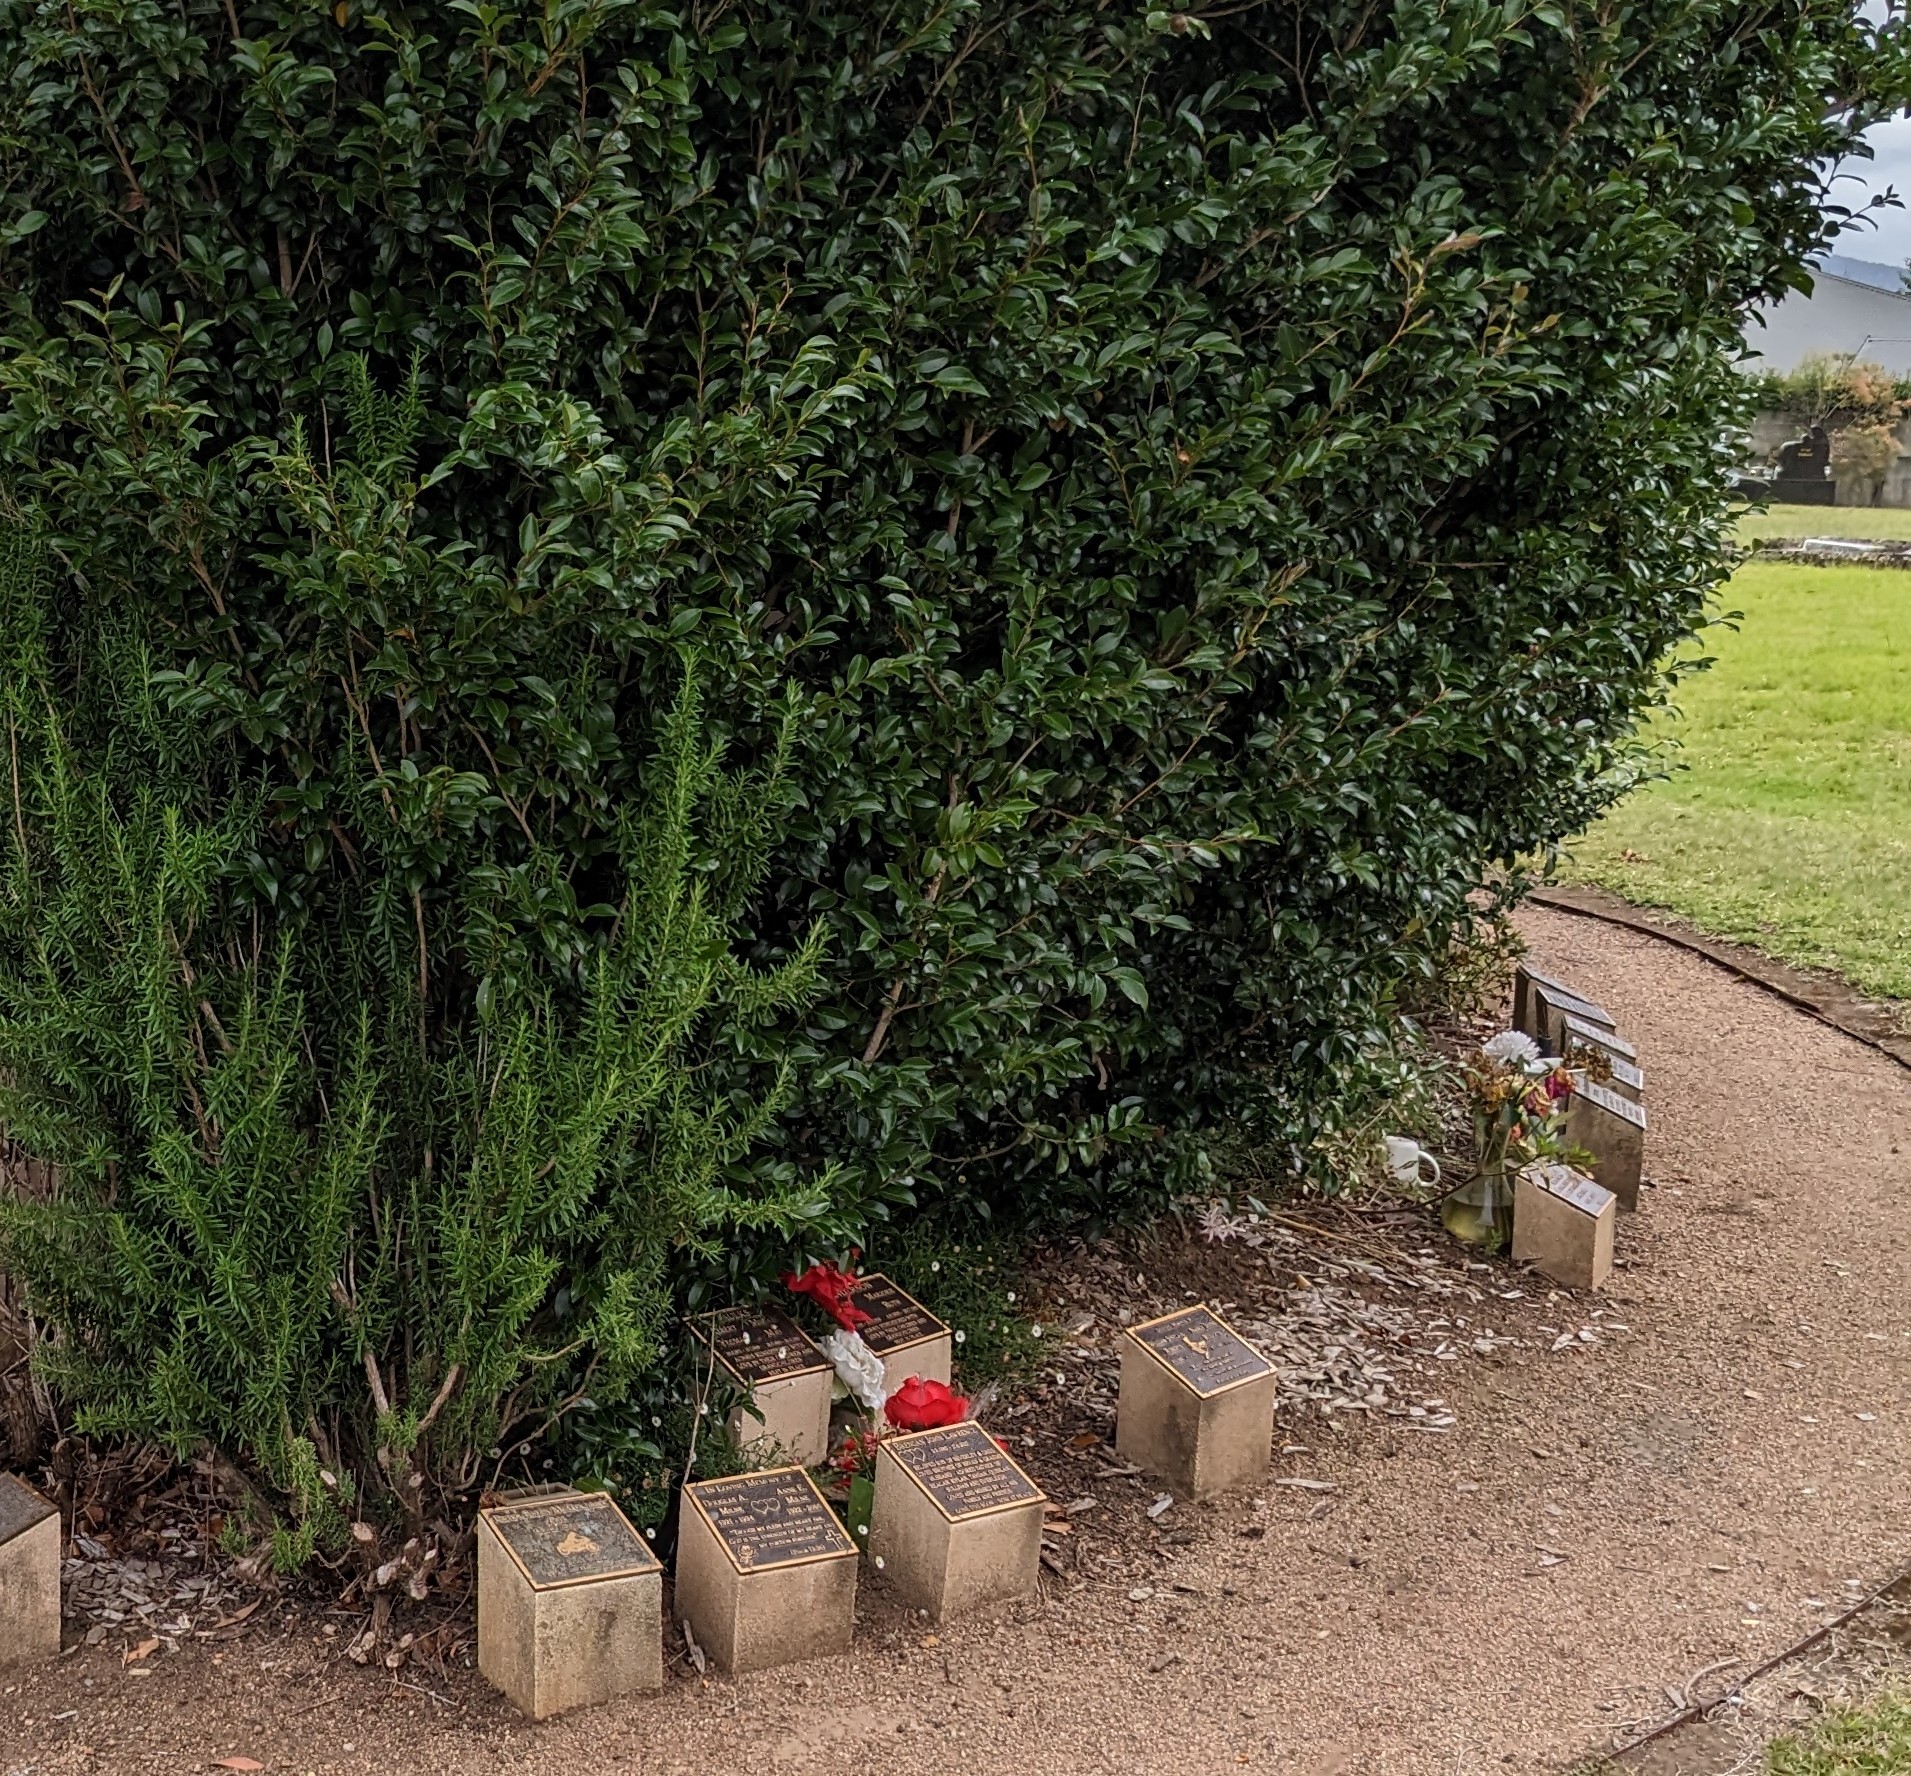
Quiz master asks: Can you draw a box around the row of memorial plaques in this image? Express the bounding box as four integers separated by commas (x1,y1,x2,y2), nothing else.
1511,962,1646,1291
1515,965,1647,1196
478,1420,1049,1715
478,1296,1296,1716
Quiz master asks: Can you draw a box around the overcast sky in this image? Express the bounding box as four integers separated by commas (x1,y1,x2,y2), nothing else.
1829,115,1911,266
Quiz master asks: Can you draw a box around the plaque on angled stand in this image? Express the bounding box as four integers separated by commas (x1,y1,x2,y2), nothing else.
1116,1305,1276,1499
868,1421,1045,1622
1513,963,1577,1038
693,1304,832,1465
1561,1015,1645,1104
1513,1163,1616,1292
1532,983,1617,1057
477,1489,663,1718
0,1472,59,1668
845,1274,953,1392
674,1467,859,1673
1564,1077,1646,1210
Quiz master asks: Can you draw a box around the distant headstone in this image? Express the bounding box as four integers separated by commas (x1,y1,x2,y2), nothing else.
694,1305,832,1466
869,1421,1045,1622
846,1274,953,1391
1565,1077,1646,1211
675,1467,859,1673
1773,425,1836,506
477,1490,663,1718
1513,1164,1616,1292
1116,1305,1276,1499
0,1473,58,1668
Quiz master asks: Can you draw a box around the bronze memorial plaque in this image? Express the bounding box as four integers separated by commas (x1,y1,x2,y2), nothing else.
485,1492,660,1592
0,1472,54,1549
848,1274,946,1356
1131,1305,1272,1398
891,1422,1042,1521
690,1469,855,1571
700,1304,827,1386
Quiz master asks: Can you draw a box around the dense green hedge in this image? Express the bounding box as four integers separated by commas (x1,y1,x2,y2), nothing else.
0,0,1902,1530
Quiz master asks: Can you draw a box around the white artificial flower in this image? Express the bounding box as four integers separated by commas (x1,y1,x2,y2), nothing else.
1482,1030,1542,1069
820,1329,887,1411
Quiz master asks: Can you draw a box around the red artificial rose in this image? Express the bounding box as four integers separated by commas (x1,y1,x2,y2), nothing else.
884,1376,969,1431
782,1260,872,1332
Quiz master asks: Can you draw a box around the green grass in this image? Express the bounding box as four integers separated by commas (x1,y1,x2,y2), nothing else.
1767,1691,1911,1773
1737,504,1911,542
1568,559,1911,1002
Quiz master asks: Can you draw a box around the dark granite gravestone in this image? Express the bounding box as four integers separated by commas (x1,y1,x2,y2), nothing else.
1773,425,1836,506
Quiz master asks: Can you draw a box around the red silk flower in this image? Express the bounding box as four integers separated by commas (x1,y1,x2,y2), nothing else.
884,1376,969,1431
782,1260,872,1332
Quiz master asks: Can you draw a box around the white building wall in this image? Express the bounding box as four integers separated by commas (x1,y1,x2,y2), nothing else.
1741,272,1911,374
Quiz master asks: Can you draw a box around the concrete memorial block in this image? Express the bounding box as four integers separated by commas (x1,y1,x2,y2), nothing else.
675,1467,858,1674
846,1274,952,1392
1565,1077,1646,1211
694,1305,831,1466
477,1490,663,1719
1513,1164,1616,1292
0,1472,59,1668
1512,963,1577,1038
868,1421,1045,1622
1561,1012,1637,1064
1116,1305,1276,1499
1567,1051,1645,1105
1533,983,1617,1057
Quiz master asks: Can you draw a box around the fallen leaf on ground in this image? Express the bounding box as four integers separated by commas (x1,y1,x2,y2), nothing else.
213,1760,265,1772
124,1637,159,1665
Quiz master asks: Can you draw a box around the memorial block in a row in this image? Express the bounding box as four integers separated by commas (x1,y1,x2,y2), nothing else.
847,1273,953,1390
870,1420,1045,1622
695,1303,832,1465
0,1472,59,1669
477,1490,663,1719
1116,1305,1275,1498
1561,1020,1645,1104
1564,1077,1646,1210
675,1467,859,1674
1512,1163,1616,1292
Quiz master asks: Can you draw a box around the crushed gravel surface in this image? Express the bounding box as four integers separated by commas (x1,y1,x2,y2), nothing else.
5,905,1910,1775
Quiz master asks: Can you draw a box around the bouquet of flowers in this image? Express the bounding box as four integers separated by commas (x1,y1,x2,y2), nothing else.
1441,1030,1577,1248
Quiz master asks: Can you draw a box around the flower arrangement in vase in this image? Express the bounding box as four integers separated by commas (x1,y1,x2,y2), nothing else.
1442,1030,1578,1249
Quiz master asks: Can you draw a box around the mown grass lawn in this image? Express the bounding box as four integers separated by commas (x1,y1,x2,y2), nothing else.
1567,558,1911,1002
1738,503,1911,541
1767,1690,1911,1773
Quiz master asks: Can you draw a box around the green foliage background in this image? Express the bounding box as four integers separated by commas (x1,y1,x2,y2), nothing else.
0,0,1903,1535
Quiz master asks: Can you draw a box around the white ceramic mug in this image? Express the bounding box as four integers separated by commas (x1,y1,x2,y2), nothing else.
1382,1136,1441,1189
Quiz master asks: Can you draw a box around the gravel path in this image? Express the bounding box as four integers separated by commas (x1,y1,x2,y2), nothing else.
6,905,1910,1775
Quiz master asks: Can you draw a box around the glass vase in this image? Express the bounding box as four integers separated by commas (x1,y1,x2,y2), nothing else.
1441,1165,1515,1248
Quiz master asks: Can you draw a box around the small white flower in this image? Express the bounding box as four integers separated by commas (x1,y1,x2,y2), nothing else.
820,1329,888,1411
1006,1291,1016,1303
644,1527,656,1540
874,1556,886,1571
1032,1325,1043,1338
954,1330,967,1344
931,1261,941,1272
1482,1030,1542,1068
